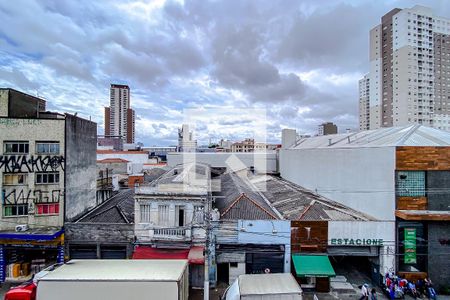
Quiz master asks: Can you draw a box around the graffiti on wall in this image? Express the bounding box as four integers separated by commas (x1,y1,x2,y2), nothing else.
0,155,65,172
1,188,64,205
0,118,43,128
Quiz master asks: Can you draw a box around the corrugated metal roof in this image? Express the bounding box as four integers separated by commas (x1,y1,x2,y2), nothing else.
289,125,450,149
252,175,374,221
215,172,280,220
76,190,134,224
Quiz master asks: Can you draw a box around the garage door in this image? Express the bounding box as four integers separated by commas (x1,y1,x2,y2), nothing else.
101,246,127,259
245,252,284,274
69,245,97,259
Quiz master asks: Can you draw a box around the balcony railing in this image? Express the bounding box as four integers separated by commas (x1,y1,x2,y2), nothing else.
154,228,186,237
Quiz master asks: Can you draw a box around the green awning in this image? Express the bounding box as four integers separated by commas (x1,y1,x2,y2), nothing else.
292,254,336,277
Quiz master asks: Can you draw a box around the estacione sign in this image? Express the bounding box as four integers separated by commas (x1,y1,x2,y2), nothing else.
330,238,384,246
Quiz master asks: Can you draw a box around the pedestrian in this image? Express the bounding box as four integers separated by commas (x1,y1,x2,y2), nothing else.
389,283,395,300
425,278,437,300
359,283,369,300
370,288,377,300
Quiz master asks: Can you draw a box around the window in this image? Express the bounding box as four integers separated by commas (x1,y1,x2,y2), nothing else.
3,174,27,185
175,205,185,227
36,203,59,215
4,141,29,154
36,172,60,184
396,171,426,196
36,142,60,155
140,204,151,223
193,205,205,224
158,205,169,226
3,204,28,217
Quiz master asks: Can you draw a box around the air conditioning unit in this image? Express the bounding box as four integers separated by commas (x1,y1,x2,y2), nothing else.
15,224,29,232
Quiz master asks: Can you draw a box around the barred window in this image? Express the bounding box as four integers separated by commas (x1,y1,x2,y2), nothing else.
140,204,151,223
158,205,169,226
396,171,426,196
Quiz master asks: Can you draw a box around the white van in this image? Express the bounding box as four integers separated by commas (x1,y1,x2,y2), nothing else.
5,259,189,300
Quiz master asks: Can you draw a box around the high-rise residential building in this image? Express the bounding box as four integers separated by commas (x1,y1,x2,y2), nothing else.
318,122,338,136
104,84,135,143
359,5,450,131
359,75,370,131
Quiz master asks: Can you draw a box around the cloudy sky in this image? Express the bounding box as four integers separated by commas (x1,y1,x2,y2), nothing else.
1,0,449,145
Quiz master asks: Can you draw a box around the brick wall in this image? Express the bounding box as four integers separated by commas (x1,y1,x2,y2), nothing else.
396,146,450,171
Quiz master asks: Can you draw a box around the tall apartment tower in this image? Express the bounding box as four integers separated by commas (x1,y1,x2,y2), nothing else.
104,84,135,143
359,5,450,131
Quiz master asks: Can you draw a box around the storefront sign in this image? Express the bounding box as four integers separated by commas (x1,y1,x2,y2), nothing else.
330,238,384,246
404,228,417,264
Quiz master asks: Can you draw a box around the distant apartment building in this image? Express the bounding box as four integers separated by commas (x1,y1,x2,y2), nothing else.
231,138,279,152
104,84,135,143
97,135,124,151
0,88,96,283
318,122,338,136
217,139,232,152
359,74,371,131
359,5,450,131
178,124,197,152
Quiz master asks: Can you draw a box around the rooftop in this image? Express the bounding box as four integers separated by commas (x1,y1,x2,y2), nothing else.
136,163,210,196
288,125,450,149
39,259,187,282
97,158,130,163
76,189,134,224
215,171,280,220
251,175,374,221
97,150,149,154
238,273,302,295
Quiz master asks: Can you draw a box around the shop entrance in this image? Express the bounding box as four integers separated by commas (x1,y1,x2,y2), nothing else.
4,247,58,281
217,263,229,284
330,255,380,286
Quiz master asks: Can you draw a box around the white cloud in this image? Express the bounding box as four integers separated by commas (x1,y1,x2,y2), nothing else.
1,0,448,144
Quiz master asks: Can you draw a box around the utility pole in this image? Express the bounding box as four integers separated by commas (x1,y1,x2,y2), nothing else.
203,177,212,300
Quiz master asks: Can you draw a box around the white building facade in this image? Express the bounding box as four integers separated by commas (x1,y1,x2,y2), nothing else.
280,125,450,288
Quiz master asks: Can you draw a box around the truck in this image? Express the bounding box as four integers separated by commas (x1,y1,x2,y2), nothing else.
4,259,189,300
223,273,303,300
